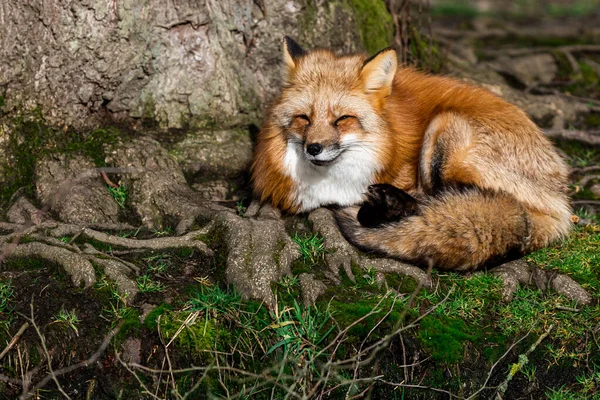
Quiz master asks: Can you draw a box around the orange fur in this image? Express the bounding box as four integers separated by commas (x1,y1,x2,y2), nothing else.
251,39,572,270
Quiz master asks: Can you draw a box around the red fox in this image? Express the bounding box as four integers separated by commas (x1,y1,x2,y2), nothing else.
251,37,572,271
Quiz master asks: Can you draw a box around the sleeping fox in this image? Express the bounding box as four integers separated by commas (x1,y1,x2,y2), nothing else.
250,37,572,271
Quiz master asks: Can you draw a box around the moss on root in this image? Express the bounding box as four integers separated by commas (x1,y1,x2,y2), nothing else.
0,105,122,209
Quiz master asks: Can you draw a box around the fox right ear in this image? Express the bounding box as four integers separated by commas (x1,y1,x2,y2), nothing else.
360,48,398,96
282,36,305,83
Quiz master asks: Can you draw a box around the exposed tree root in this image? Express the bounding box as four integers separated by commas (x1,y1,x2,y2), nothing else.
48,225,213,256
219,203,299,306
3,242,97,288
491,259,591,305
308,208,432,288
544,128,600,146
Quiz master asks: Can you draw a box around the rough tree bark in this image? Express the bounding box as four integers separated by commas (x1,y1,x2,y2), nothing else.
0,0,391,129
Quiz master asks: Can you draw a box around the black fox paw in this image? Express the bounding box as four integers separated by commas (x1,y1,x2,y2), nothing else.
357,184,419,228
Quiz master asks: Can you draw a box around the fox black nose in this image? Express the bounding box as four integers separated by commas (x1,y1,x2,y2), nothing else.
306,143,323,156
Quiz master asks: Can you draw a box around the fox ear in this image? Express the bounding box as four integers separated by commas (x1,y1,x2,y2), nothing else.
360,48,398,95
283,36,305,69
282,36,305,83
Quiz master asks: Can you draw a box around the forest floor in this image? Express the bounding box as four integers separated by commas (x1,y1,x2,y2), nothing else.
1,11,600,400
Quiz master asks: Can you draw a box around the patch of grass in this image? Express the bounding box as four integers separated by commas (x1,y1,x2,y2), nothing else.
0,280,15,314
361,266,378,286
51,307,81,336
292,232,326,266
418,314,478,364
0,280,15,332
277,275,299,295
58,236,72,244
136,274,166,293
95,276,132,322
152,226,173,237
555,139,600,168
266,299,334,367
575,368,600,397
423,272,504,322
147,260,169,274
545,386,584,400
496,286,599,346
576,208,600,225
187,285,241,316
107,185,127,208
236,197,248,216
527,225,600,294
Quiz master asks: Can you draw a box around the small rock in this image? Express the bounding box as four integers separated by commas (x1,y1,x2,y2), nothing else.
121,337,142,364
139,304,158,324
589,184,600,197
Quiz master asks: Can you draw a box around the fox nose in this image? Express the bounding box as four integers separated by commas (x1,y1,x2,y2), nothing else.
306,143,323,156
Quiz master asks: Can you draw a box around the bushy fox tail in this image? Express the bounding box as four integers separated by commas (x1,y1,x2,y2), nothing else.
335,188,571,271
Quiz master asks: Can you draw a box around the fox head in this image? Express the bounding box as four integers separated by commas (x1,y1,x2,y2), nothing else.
271,36,398,167
252,37,400,213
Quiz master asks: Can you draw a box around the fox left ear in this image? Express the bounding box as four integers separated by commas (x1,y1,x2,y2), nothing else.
282,36,305,84
360,48,398,96
283,36,305,69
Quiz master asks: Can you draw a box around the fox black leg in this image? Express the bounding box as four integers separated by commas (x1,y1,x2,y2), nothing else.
357,184,420,228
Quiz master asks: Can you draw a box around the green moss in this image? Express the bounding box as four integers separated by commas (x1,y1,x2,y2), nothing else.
585,113,600,128
418,315,478,364
346,0,394,54
527,226,600,295
194,224,228,283
159,310,217,352
325,291,410,343
565,62,600,99
115,307,142,342
385,273,418,293
0,106,122,209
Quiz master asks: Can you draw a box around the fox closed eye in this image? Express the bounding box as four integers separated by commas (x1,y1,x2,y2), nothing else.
334,115,354,126
295,114,311,124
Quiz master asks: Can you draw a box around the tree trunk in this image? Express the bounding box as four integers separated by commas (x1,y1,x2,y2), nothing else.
0,0,393,129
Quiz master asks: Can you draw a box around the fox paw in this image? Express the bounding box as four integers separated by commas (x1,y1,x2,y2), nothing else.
357,184,419,228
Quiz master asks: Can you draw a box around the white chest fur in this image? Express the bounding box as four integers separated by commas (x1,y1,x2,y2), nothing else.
283,141,380,212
